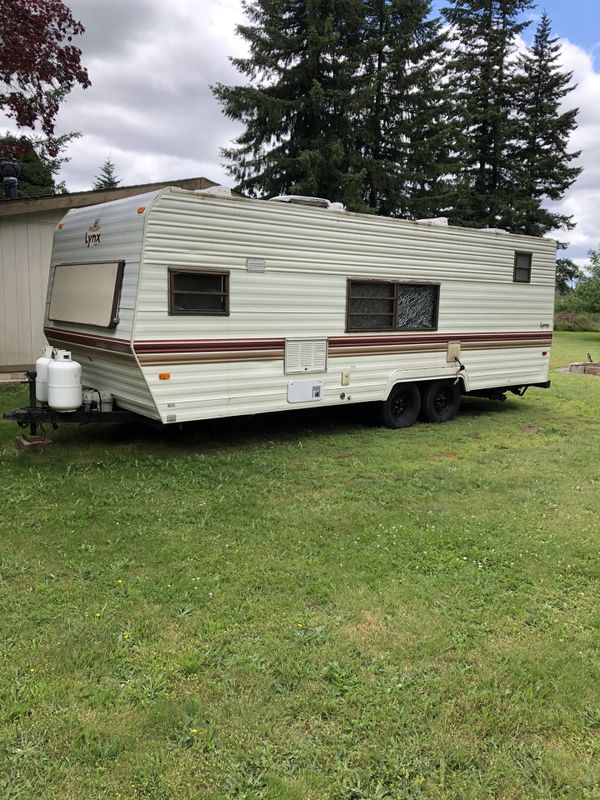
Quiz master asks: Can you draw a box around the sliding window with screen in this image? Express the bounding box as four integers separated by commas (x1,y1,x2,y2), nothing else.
168,269,230,316
346,279,440,332
513,252,532,283
48,261,124,328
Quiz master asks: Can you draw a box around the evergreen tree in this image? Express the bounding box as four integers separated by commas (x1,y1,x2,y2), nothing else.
92,157,121,190
0,134,55,198
212,0,366,207
442,0,534,227
0,132,79,199
359,0,453,218
555,242,583,296
510,12,581,236
561,246,600,313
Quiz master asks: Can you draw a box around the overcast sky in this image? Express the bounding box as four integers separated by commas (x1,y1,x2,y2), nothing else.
3,0,599,265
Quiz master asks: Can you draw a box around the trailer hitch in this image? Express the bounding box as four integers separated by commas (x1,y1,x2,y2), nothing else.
3,371,140,440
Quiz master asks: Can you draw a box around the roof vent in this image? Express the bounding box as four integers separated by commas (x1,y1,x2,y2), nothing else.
416,217,448,226
481,227,509,234
194,185,232,198
270,195,345,212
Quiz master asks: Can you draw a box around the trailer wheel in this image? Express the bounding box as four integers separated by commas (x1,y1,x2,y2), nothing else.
381,382,421,428
420,380,461,423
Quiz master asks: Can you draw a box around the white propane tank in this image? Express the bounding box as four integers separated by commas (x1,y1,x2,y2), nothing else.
48,350,82,412
35,346,54,403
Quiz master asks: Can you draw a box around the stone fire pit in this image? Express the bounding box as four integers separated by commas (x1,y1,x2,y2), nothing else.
569,362,600,376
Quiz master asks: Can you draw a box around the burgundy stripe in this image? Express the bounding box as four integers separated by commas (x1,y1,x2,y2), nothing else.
328,331,552,347
134,338,284,354
45,328,552,358
134,331,551,354
45,327,132,355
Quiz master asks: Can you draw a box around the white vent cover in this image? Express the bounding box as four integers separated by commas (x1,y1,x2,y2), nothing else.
246,257,266,272
287,379,324,403
195,185,232,198
285,338,328,375
270,195,346,212
416,217,449,226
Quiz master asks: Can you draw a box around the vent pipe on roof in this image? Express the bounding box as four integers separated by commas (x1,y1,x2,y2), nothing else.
0,159,19,200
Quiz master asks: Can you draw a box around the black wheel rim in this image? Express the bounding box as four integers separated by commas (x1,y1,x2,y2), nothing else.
433,387,453,414
391,390,410,419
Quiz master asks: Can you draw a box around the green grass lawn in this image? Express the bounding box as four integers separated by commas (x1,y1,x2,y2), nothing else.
1,332,599,800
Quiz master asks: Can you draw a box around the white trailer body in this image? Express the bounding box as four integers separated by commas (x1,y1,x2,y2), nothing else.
43,187,555,425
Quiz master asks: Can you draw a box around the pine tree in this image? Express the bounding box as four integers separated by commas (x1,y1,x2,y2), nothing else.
0,134,56,198
359,0,453,218
509,12,581,236
92,157,121,190
0,132,79,199
212,0,365,207
442,0,534,227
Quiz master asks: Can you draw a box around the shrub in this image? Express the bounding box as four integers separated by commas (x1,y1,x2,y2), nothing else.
554,310,600,332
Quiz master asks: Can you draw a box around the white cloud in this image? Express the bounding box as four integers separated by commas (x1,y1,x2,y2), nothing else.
549,39,600,261
52,0,249,189
1,2,598,267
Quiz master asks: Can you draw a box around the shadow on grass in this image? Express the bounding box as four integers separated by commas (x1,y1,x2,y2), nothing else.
7,394,519,455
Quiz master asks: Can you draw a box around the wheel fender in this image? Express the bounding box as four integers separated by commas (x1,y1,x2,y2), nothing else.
383,368,470,399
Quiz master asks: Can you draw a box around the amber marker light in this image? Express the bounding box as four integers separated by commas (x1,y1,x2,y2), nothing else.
137,207,146,214
158,372,171,380
57,223,64,229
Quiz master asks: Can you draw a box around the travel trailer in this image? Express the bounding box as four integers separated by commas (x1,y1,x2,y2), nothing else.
6,186,555,434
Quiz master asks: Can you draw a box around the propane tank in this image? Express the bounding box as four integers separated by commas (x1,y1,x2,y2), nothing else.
48,350,82,412
35,346,54,403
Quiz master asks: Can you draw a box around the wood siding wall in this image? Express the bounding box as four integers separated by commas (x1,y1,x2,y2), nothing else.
0,210,63,381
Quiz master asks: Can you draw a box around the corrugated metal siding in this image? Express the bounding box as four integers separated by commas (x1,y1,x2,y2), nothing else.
133,189,555,422
48,190,161,340
0,210,64,379
42,192,163,414
74,352,159,419
138,192,556,338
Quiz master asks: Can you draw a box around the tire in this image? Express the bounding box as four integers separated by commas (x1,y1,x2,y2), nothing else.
381,382,421,429
420,380,461,423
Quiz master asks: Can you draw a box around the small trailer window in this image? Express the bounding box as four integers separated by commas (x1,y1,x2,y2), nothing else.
346,280,439,332
514,252,532,283
168,269,229,315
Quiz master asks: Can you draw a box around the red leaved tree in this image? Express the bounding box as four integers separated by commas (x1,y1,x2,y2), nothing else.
0,0,90,155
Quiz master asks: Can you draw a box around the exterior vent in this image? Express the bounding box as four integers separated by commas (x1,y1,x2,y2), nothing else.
246,257,266,272
195,185,232,198
481,227,509,234
285,338,328,375
416,217,449,226
270,195,346,212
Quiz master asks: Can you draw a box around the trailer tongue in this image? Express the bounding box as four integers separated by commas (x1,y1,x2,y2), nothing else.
4,370,141,442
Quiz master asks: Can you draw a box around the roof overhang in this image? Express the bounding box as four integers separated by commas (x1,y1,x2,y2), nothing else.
0,177,233,218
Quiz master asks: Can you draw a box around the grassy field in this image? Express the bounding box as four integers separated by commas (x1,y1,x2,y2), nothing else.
0,332,599,800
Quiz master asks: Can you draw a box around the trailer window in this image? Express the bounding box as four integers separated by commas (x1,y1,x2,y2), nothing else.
48,261,124,329
514,252,532,283
168,269,229,315
346,280,439,332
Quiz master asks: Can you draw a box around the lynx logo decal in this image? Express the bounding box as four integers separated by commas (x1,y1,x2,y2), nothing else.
85,218,102,247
